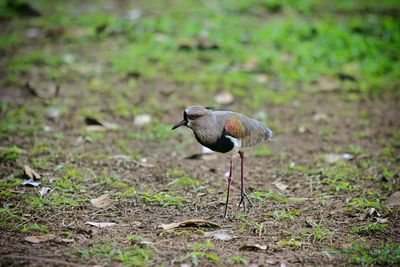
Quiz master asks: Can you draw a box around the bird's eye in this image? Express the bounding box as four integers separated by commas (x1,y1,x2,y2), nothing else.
188,114,200,120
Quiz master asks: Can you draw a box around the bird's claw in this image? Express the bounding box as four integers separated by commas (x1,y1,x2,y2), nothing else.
238,190,253,212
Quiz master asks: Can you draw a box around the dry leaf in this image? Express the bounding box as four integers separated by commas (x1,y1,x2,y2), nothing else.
215,91,234,105
24,165,41,180
243,55,260,71
239,244,267,251
315,76,341,91
204,230,233,241
133,114,152,126
273,181,288,191
376,218,388,224
255,74,269,83
386,192,400,207
86,125,108,132
85,221,116,228
22,179,41,187
85,117,119,131
177,35,219,50
312,113,329,122
342,153,354,160
25,234,56,244
90,194,112,208
159,219,220,230
127,9,142,20
38,187,52,197
323,154,342,164
47,107,62,120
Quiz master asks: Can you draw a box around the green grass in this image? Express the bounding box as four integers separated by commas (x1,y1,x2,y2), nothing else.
343,242,400,265
277,239,302,247
183,240,221,266
139,191,186,206
310,219,335,241
250,188,306,203
352,222,389,235
0,145,23,162
168,177,202,190
75,242,154,266
265,208,301,220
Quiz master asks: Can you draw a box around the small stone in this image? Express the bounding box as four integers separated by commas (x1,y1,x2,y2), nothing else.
215,91,234,105
133,114,152,126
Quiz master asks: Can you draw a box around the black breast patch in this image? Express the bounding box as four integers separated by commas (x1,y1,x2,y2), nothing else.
194,130,234,153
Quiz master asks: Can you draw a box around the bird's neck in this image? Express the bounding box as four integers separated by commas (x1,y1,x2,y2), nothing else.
192,116,221,145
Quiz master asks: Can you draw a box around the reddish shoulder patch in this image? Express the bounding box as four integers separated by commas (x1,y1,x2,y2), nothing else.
225,117,245,138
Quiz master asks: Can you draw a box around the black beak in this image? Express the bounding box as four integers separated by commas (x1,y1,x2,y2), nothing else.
172,119,187,130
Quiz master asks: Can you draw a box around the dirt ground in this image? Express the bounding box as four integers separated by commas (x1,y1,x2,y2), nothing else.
1,1,399,266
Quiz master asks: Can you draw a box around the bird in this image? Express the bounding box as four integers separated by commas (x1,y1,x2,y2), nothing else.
172,106,273,219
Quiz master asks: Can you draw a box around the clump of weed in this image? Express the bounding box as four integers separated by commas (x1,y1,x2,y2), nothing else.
277,239,302,247
139,191,186,206
0,145,23,162
75,242,154,266
182,240,220,266
352,222,389,235
343,242,400,265
250,188,306,203
266,208,301,220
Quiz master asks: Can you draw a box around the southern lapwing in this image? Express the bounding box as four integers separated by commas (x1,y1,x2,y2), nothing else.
172,106,273,219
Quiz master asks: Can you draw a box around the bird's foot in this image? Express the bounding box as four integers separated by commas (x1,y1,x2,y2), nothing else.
238,190,253,212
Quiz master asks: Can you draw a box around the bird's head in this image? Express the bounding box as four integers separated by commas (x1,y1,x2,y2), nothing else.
172,106,212,130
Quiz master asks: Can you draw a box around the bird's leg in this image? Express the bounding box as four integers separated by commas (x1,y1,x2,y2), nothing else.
237,150,253,212
223,157,233,219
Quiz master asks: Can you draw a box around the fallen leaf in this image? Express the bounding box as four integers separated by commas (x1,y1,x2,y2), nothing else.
22,179,41,187
127,9,142,20
38,187,52,197
47,107,62,120
243,55,260,71
90,194,112,208
85,117,119,131
25,81,59,99
239,244,267,251
24,165,41,180
215,91,234,105
273,181,288,191
159,219,220,230
323,154,342,164
25,28,41,38
25,234,56,244
312,112,329,122
376,218,388,224
342,153,354,160
314,76,341,91
204,230,234,241
85,125,107,132
255,74,269,83
366,207,380,217
133,114,152,126
85,221,116,228
337,72,357,82
177,35,219,50
386,192,400,207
